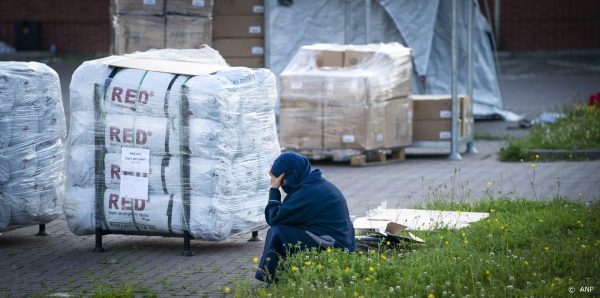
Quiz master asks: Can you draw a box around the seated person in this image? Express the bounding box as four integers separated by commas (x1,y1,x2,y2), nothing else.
255,152,355,283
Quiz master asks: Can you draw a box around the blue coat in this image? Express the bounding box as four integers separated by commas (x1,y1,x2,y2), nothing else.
255,153,355,282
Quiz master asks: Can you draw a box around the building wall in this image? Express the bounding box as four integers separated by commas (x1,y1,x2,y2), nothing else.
0,0,110,53
0,0,598,53
480,0,600,51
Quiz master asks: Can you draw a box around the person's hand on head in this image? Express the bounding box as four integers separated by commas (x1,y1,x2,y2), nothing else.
269,170,285,189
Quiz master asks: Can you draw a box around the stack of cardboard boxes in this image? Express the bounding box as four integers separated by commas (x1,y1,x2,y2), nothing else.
412,94,472,141
212,0,265,68
112,0,213,54
279,43,413,151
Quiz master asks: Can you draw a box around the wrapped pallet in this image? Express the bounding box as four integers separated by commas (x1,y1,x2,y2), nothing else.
65,47,280,240
0,62,67,232
279,43,413,151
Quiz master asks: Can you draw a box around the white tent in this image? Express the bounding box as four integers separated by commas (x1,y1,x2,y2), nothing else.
265,0,517,119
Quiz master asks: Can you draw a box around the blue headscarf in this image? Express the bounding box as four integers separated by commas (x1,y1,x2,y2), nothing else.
271,152,313,194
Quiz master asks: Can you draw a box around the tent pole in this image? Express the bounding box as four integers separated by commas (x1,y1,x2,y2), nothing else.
365,0,371,44
449,0,462,161
466,0,478,154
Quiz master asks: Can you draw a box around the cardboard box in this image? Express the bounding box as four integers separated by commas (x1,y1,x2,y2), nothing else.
279,100,323,149
113,0,165,15
113,15,165,55
413,119,462,141
166,0,214,16
213,16,263,38
324,104,385,149
166,16,212,49
317,50,344,68
412,94,471,120
214,0,264,16
280,74,324,101
412,95,452,120
344,50,374,67
225,57,264,68
385,97,413,148
213,38,264,57
460,95,472,120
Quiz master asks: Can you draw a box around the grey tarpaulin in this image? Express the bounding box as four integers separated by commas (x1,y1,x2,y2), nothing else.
265,0,518,119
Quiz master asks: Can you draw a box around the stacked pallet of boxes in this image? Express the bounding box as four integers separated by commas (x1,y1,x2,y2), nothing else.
412,95,472,141
279,43,413,155
112,0,213,54
212,0,265,68
64,47,280,240
0,62,66,232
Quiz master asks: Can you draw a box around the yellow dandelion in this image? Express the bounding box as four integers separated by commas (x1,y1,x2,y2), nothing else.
485,270,491,276
486,181,493,188
489,208,495,213
251,257,259,264
524,260,529,266
535,154,540,160
224,287,231,294
386,241,391,246
464,239,469,244
530,163,537,169
326,247,332,253
354,291,359,297
344,267,350,273
445,240,449,245
581,244,587,249
550,283,555,289
428,293,435,298
500,226,505,230
381,255,387,260
291,265,298,272
364,277,371,282
304,261,312,266
317,263,323,269
544,246,550,252
368,266,375,272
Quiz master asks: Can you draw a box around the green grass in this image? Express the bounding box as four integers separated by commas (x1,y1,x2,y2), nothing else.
89,282,156,298
236,198,599,297
499,104,600,161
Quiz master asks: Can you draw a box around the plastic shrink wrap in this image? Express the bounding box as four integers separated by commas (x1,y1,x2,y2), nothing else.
279,43,413,151
65,47,280,240
0,62,67,232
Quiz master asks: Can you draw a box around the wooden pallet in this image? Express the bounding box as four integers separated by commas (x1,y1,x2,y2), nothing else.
287,147,406,167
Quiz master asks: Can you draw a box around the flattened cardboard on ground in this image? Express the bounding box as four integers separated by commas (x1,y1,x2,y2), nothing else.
213,16,263,38
166,15,212,48
213,38,264,57
166,0,214,16
353,208,489,231
214,0,264,16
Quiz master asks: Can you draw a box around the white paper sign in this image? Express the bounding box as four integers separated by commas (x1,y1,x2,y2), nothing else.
253,5,265,13
192,0,205,7
439,131,451,139
342,135,355,143
251,46,264,55
439,110,452,118
120,147,150,200
248,26,262,34
291,82,303,90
